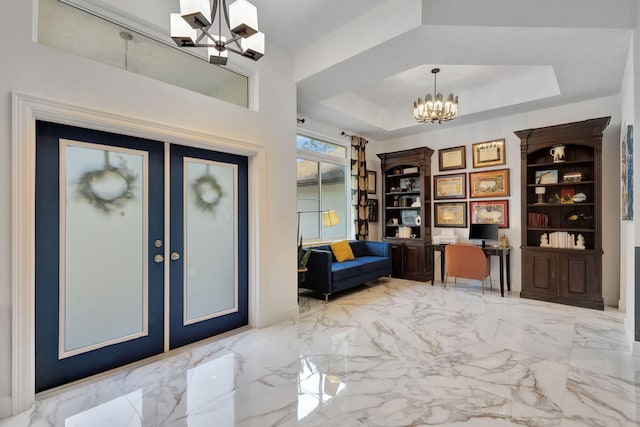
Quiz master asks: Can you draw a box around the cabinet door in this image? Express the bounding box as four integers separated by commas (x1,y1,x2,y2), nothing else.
523,250,558,296
402,241,424,280
390,243,404,276
558,253,596,300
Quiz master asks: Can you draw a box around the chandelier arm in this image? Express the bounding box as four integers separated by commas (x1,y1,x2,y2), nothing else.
198,28,218,46
225,46,244,56
223,34,244,46
221,0,243,50
195,30,208,44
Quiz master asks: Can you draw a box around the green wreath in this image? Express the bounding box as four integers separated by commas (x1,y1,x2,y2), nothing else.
192,174,224,213
77,157,137,213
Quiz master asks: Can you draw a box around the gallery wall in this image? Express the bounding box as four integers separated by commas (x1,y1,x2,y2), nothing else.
0,0,297,417
366,95,621,304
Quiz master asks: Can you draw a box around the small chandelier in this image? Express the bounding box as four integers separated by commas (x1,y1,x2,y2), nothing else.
413,68,459,124
170,0,265,66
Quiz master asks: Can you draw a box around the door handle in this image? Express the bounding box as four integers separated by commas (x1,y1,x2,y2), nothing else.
171,252,181,261
154,254,164,263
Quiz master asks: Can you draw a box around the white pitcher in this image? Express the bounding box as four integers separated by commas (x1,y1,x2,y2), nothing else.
550,145,566,163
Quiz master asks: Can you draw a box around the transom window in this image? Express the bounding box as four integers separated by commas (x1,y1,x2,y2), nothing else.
38,0,249,108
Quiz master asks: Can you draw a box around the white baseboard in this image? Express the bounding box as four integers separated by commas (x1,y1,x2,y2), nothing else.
0,395,12,420
267,305,299,326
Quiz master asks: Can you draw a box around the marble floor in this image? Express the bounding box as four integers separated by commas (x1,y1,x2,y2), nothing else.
2,278,640,426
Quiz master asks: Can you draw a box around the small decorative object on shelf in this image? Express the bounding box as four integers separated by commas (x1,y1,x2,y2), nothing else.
550,144,566,163
562,172,582,182
535,187,546,204
573,193,587,203
540,233,550,247
576,234,586,250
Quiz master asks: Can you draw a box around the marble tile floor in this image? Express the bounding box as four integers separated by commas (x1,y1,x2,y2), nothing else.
2,278,640,426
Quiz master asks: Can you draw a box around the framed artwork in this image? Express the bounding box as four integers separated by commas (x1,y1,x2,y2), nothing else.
367,198,378,222
469,168,509,198
434,202,467,228
367,170,376,194
401,209,418,226
438,145,466,171
472,138,506,168
622,124,634,220
560,188,575,204
535,169,558,184
434,173,466,200
470,200,509,228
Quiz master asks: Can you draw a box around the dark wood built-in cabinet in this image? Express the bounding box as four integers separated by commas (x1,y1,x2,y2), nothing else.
515,117,610,310
378,147,434,282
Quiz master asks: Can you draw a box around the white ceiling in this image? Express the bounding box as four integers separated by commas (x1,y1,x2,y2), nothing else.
80,0,636,140
256,0,634,140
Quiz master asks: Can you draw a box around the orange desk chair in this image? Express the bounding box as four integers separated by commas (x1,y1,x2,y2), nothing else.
444,244,491,294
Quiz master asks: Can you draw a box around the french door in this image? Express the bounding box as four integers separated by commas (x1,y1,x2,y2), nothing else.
35,121,247,392
168,144,248,349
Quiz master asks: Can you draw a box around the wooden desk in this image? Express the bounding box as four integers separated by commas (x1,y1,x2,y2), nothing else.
433,244,511,297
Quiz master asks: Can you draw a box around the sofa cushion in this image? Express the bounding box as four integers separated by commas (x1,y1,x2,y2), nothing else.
349,241,367,258
330,240,355,262
331,256,389,282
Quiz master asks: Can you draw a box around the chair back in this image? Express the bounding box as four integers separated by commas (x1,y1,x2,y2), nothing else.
445,244,490,281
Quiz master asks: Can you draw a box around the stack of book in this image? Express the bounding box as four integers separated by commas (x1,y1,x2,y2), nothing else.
545,231,584,249
528,212,549,227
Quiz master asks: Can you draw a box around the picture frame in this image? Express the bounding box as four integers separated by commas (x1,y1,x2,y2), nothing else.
472,138,506,168
401,209,418,226
469,168,509,198
434,173,466,200
470,200,509,228
434,202,467,228
366,170,376,194
438,145,466,171
535,169,558,184
367,198,378,222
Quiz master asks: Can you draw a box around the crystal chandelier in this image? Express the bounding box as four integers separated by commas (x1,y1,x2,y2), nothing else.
170,0,265,66
413,68,459,124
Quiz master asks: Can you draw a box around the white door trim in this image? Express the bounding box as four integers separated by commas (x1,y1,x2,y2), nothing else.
11,92,265,414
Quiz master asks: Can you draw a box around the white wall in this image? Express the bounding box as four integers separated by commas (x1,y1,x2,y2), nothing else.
0,0,297,417
368,96,621,302
624,4,640,352
620,37,635,340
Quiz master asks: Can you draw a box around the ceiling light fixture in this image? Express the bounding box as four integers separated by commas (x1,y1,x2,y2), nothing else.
413,68,458,124
170,0,264,66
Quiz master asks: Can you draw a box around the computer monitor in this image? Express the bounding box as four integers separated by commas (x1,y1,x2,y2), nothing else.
468,223,499,248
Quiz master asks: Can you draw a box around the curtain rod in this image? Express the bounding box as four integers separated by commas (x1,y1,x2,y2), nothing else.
341,131,367,143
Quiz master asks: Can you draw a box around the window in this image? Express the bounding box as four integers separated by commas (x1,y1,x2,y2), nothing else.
297,135,349,242
38,0,249,107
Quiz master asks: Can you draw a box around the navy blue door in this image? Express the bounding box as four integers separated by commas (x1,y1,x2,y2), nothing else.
168,144,248,349
35,122,249,392
35,121,165,392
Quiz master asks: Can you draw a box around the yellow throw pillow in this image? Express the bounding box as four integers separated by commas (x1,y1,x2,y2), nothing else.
330,240,355,262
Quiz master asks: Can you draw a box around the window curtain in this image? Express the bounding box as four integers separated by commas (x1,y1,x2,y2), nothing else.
351,135,369,240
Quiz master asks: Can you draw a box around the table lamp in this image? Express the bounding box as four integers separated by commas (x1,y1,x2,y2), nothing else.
535,187,546,204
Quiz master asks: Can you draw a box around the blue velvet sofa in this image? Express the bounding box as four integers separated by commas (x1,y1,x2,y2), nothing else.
304,240,392,301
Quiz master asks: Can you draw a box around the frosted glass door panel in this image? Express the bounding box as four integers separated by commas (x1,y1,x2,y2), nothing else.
184,159,238,323
61,140,148,357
